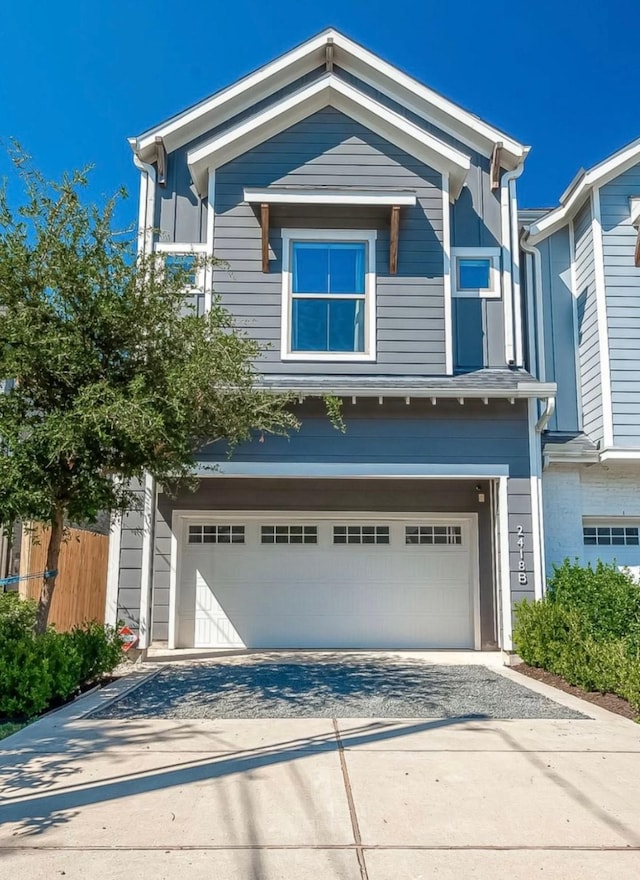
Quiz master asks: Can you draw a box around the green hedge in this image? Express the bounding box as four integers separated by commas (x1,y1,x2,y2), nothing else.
0,593,123,720
513,560,640,715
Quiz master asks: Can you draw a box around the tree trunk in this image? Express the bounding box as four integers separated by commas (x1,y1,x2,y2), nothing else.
34,509,65,635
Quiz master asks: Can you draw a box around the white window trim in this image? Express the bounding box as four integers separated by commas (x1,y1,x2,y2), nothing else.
280,228,377,362
451,247,501,299
154,243,207,292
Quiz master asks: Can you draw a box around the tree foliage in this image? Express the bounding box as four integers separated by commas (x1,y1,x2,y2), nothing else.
0,148,303,630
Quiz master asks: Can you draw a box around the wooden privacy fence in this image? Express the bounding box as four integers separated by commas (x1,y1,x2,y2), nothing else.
19,525,109,631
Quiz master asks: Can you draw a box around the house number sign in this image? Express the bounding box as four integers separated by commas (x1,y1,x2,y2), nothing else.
516,525,528,585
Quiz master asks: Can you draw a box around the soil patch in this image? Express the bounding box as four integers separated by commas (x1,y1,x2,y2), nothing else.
513,663,637,721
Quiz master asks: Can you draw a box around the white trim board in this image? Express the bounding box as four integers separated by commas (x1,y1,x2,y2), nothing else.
244,188,417,206
442,174,453,374
132,28,526,166
527,136,640,243
591,187,614,448
498,476,512,650
192,463,511,478
187,74,471,197
104,511,122,628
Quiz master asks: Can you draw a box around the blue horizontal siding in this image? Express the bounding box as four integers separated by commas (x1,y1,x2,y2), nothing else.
599,162,640,446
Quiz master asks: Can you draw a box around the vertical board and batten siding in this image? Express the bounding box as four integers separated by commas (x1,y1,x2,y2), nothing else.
212,107,446,375
599,162,640,446
536,228,580,432
573,198,604,444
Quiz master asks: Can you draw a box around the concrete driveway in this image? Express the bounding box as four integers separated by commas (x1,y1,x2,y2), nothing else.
1,655,639,879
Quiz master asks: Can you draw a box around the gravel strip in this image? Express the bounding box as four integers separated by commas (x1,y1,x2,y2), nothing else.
92,659,587,720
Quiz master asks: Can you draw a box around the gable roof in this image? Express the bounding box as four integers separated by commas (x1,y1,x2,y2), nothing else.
187,74,472,198
525,136,640,243
130,28,528,170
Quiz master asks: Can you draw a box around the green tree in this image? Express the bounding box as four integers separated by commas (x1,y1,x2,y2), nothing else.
0,149,305,633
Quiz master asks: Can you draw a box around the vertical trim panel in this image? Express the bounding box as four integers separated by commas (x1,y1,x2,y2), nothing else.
442,174,453,374
524,251,537,377
205,171,215,313
168,511,179,649
568,219,584,431
498,476,512,650
138,472,156,649
105,511,122,628
591,188,614,447
510,179,524,367
528,399,545,599
501,181,515,365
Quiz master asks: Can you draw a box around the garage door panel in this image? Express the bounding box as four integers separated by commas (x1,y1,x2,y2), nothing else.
178,516,476,649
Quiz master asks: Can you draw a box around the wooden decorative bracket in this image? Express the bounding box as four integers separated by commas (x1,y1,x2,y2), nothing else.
261,203,270,273
389,205,400,274
325,37,334,73
490,141,503,191
154,136,167,187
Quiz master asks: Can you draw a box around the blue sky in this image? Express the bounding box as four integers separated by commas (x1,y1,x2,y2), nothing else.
2,0,639,221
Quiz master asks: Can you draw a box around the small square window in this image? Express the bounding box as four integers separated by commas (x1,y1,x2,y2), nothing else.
164,253,198,287
458,258,491,290
452,248,500,298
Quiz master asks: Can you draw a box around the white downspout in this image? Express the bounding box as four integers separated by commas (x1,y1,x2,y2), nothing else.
501,164,525,366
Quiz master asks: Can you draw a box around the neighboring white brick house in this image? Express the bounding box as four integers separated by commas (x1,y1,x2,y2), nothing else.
543,464,640,573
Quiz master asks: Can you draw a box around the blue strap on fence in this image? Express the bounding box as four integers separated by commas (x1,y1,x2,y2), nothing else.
0,569,58,587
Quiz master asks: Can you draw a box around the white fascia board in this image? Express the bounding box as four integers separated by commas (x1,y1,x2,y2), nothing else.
192,462,510,478
332,32,527,165
527,138,640,243
131,28,526,167
188,75,471,197
132,32,329,160
256,383,557,399
243,187,417,206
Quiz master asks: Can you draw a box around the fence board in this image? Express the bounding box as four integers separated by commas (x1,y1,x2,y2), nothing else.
19,525,108,630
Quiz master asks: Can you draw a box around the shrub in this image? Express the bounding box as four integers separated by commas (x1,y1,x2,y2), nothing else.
0,592,38,641
547,559,640,641
0,593,124,721
513,560,640,717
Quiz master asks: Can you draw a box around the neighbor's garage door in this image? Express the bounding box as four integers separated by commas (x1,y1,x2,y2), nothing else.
177,517,476,650
582,521,640,576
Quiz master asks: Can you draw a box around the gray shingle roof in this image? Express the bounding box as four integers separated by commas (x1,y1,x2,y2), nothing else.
257,369,556,398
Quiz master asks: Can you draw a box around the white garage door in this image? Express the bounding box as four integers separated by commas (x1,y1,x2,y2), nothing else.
177,516,477,650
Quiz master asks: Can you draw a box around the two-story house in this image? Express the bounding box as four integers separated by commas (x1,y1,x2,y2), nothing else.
521,141,640,579
106,29,556,654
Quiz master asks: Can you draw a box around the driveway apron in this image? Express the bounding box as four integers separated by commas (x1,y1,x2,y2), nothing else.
1,654,639,879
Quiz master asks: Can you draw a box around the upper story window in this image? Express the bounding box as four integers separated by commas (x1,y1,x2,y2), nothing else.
281,229,376,361
155,243,207,290
451,247,501,298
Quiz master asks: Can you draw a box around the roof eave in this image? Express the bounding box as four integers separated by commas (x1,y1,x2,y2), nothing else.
130,28,527,166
